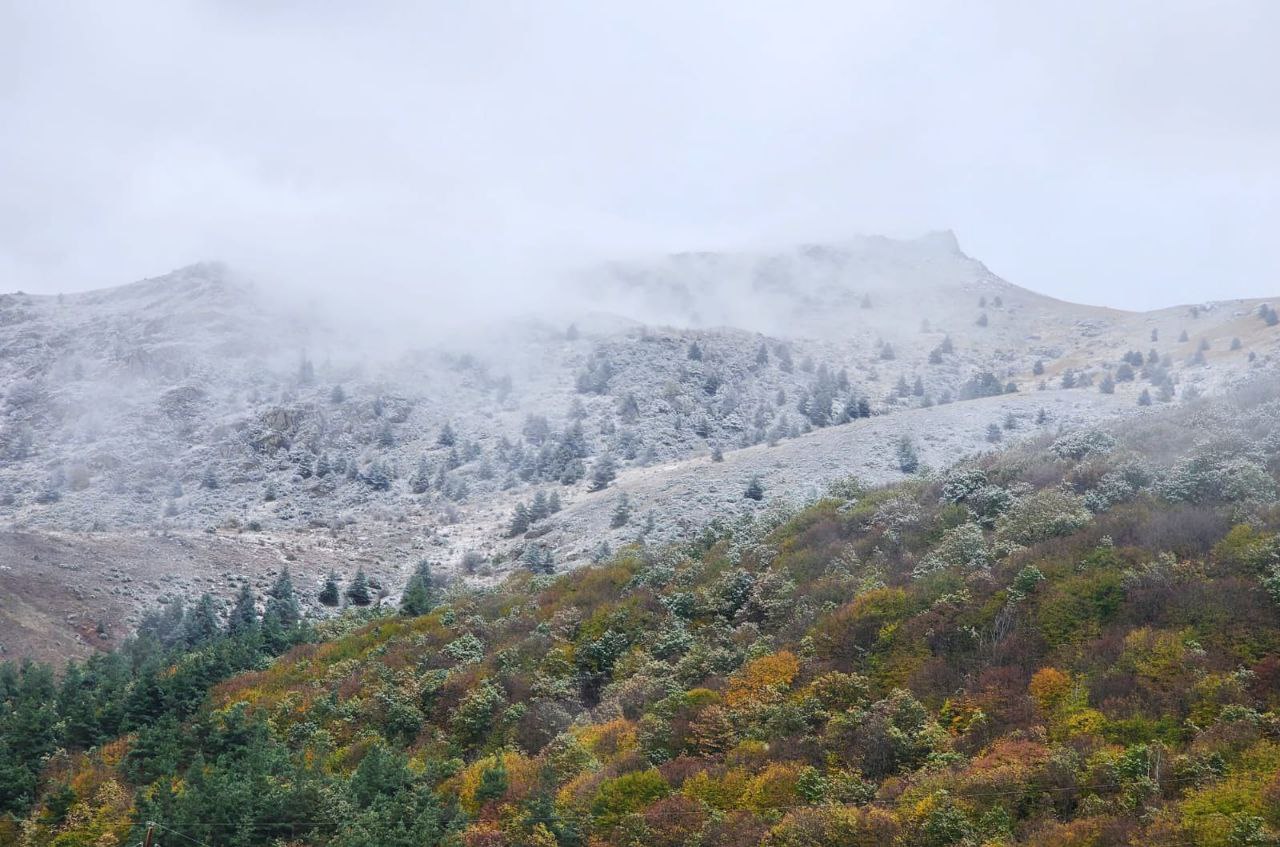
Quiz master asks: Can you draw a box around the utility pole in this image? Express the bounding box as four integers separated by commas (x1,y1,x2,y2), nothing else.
142,823,155,847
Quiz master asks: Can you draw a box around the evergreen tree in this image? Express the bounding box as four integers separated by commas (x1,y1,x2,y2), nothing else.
227,583,258,634
508,503,531,537
1033,359,1045,375
200,466,219,490
744,476,765,501
437,422,456,447
319,571,341,607
183,594,220,647
400,560,437,617
346,567,372,607
589,454,617,491
410,456,431,494
610,493,631,528
330,384,346,404
986,423,1003,443
298,357,315,386
547,491,562,514
363,461,392,491
529,490,549,522
976,312,989,327
896,436,919,473
475,756,509,805
687,341,703,361
1099,374,1115,394
1138,388,1153,406
520,545,554,575
266,568,300,628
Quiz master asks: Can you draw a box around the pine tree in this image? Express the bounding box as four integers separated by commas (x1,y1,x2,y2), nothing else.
183,594,220,647
986,423,1003,443
227,583,258,634
474,756,509,804
298,357,315,386
529,491,549,522
318,571,341,607
329,384,346,404
895,436,919,473
410,456,431,494
1033,359,1045,375
744,476,765,501
200,466,219,490
266,568,300,628
508,503,531,537
400,560,437,616
1137,388,1153,406
1099,375,1115,394
1036,407,1048,425
976,312,989,327
687,341,703,361
520,545,554,574
346,568,372,607
589,454,617,491
610,494,631,528
547,491,562,514
437,422,456,447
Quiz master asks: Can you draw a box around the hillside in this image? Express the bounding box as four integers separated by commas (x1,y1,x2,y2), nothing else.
1,236,1278,662
2,378,1279,846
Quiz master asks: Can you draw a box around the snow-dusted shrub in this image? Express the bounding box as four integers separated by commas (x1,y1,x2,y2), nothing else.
995,488,1092,548
913,522,989,578
443,632,485,665
940,468,988,504
872,495,922,529
968,485,1014,526
1051,429,1117,460
1156,452,1276,508
1083,461,1153,513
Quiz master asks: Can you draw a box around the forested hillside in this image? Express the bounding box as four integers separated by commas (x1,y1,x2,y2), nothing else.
3,383,1280,847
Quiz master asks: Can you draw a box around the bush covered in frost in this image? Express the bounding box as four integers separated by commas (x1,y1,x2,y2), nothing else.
913,521,989,578
1156,452,1276,508
995,488,1091,548
1051,429,1117,460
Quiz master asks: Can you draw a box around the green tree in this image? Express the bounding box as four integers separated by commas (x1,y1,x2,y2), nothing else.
227,583,258,635
346,567,372,607
400,560,437,617
318,571,341,607
266,567,300,627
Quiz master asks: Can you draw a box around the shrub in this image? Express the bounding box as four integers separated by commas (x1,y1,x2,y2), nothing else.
1052,429,1117,460
995,489,1091,548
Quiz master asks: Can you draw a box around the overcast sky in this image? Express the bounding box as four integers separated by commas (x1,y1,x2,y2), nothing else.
1,0,1277,311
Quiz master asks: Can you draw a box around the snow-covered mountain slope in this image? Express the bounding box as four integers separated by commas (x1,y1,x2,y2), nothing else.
1,233,1277,661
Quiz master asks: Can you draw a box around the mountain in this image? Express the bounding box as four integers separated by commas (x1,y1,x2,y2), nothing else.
3,377,1279,846
1,235,1277,662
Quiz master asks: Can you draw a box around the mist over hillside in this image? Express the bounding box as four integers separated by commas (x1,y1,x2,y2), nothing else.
2,234,1278,664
